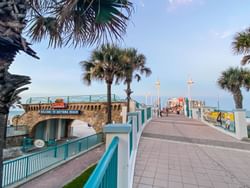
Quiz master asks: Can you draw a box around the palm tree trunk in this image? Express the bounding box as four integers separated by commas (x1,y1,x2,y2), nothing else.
107,82,112,124
233,90,243,109
0,56,30,188
126,82,133,113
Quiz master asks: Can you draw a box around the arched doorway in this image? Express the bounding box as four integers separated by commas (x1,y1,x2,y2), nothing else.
32,119,72,141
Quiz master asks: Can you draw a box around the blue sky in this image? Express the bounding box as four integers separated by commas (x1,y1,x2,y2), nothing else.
10,0,250,109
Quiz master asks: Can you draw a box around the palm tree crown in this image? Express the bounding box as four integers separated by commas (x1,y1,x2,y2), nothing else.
117,48,151,112
80,44,123,123
232,28,250,65
217,67,250,109
27,0,133,48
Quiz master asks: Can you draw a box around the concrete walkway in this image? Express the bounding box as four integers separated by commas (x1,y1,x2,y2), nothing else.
133,114,250,188
18,145,104,188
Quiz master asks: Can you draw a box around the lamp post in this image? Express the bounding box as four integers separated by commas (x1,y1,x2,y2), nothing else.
187,78,194,118
155,80,161,116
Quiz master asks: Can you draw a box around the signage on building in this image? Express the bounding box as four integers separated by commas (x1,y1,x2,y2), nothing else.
39,110,80,115
51,98,67,109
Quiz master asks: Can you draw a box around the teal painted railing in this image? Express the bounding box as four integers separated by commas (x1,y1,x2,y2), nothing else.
147,107,152,120
84,137,119,188
141,109,145,125
128,118,133,156
26,94,124,104
3,133,103,187
135,101,140,109
127,112,139,132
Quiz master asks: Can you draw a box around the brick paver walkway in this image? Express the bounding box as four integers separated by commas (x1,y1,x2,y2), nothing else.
133,114,250,188
19,145,104,188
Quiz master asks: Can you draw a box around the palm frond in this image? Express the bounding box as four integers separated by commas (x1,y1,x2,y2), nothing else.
241,55,250,65
27,0,133,47
28,16,62,47
134,74,141,82
232,28,250,55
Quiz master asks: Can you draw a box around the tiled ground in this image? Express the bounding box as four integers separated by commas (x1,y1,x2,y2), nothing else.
133,115,250,188
143,116,240,142
134,138,250,188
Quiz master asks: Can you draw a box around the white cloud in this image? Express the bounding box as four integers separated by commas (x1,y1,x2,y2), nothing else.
210,26,249,40
167,0,194,11
211,30,233,39
168,0,193,5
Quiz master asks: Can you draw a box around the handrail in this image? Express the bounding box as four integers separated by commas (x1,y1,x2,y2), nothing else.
25,94,125,104
3,133,103,187
84,136,119,188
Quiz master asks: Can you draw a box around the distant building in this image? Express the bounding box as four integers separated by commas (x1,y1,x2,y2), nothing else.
166,97,205,114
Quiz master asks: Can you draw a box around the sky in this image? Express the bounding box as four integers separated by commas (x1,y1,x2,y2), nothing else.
9,0,250,109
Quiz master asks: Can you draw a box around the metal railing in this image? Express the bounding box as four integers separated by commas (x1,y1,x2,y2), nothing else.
84,137,119,188
141,109,145,125
127,117,133,156
26,94,124,104
3,133,103,187
147,107,152,120
84,105,152,188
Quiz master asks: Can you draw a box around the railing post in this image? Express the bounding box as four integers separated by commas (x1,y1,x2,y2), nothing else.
64,141,69,160
54,146,57,158
78,142,82,152
234,109,248,139
144,108,147,123
26,156,29,178
87,136,89,149
103,124,131,188
127,112,140,147
131,115,138,150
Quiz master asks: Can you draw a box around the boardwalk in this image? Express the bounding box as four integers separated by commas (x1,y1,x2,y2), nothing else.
133,114,250,188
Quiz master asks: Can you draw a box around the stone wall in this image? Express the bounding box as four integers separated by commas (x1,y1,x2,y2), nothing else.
6,134,28,147
13,102,125,135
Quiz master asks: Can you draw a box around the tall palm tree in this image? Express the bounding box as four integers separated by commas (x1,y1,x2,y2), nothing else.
0,1,132,186
80,44,123,124
117,48,151,113
232,28,250,65
217,67,250,109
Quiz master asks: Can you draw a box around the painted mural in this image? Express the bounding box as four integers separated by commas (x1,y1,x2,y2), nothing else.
202,108,235,133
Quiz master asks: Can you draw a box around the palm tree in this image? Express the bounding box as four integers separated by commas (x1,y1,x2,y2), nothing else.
0,1,132,186
232,28,250,65
117,48,151,113
217,67,250,109
80,44,123,124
